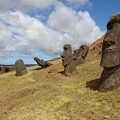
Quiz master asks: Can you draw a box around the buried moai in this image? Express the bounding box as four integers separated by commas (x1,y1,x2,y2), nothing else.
99,13,120,92
34,57,52,68
15,59,27,76
0,66,14,74
61,44,89,76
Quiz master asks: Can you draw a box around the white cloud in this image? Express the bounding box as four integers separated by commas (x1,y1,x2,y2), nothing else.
0,11,70,56
20,0,57,9
0,1,104,60
47,2,105,49
0,0,58,12
0,0,91,12
66,0,90,5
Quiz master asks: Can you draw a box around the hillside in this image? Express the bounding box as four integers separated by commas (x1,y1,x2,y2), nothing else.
0,37,120,120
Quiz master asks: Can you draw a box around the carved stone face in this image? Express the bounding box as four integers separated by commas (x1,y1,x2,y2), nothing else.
73,45,88,60
101,14,120,67
61,44,73,66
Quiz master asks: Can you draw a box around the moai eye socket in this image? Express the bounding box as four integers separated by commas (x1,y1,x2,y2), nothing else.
64,47,68,50
107,22,113,30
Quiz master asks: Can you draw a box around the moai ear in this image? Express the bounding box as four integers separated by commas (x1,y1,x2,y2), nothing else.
81,45,89,58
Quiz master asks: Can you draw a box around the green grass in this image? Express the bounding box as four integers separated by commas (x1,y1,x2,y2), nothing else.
0,55,120,120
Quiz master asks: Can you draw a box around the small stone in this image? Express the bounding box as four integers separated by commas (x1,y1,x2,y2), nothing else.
48,69,57,73
103,115,110,119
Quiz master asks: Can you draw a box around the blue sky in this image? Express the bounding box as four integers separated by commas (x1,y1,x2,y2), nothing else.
0,0,119,64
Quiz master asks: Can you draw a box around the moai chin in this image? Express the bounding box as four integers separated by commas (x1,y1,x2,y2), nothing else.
61,44,89,76
99,13,120,92
15,59,27,76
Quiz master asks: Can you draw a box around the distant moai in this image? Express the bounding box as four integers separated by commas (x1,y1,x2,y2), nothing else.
73,45,89,66
0,66,7,74
15,59,27,76
34,57,52,68
0,66,14,74
61,44,89,76
99,13,120,92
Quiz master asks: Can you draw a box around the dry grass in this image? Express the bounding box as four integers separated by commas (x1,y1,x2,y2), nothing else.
0,38,120,120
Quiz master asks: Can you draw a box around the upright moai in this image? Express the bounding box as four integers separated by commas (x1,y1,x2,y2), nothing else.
34,57,52,68
61,44,77,76
61,44,89,76
99,13,120,92
15,59,27,76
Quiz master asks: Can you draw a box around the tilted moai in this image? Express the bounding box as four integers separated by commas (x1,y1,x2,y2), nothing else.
15,59,27,76
61,44,89,76
73,45,89,66
99,13,120,92
34,57,52,68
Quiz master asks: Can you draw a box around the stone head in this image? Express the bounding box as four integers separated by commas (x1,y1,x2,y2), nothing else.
101,13,120,67
79,45,89,58
61,44,73,66
15,59,27,76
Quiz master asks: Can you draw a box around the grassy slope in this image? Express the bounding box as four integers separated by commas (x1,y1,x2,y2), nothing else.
0,38,120,120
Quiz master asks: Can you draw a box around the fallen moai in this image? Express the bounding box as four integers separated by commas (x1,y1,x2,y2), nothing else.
99,13,120,92
15,59,27,76
34,57,52,68
61,44,89,76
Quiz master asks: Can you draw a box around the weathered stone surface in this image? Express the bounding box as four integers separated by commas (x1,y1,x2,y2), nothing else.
99,66,120,92
15,59,27,76
99,13,120,92
34,57,52,68
0,66,14,74
61,44,88,76
73,45,89,65
61,44,76,76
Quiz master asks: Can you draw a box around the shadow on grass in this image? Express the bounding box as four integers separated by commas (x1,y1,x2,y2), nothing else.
33,67,43,70
58,71,64,74
86,78,100,91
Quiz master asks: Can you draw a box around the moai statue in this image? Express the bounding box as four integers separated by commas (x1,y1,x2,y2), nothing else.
34,57,52,68
73,45,89,65
0,66,7,74
15,59,27,76
61,44,77,76
61,44,89,76
0,66,14,74
99,13,120,92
